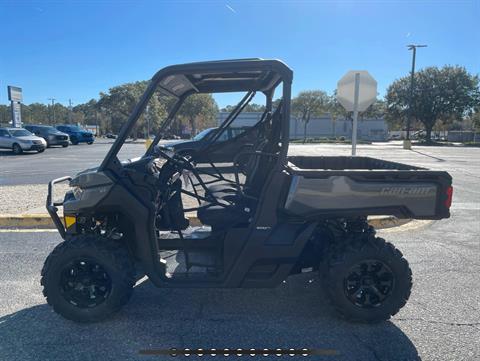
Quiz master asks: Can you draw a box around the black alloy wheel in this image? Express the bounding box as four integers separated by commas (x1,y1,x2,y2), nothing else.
344,259,394,308
59,258,112,308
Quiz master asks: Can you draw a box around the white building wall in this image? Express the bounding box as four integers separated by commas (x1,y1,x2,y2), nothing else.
216,112,388,141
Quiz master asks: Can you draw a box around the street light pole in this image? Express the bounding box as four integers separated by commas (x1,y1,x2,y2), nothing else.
404,44,427,149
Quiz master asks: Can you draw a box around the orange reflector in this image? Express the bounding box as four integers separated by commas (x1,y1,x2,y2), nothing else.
64,215,76,228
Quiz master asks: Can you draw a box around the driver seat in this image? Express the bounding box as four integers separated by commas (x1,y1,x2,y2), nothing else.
197,111,281,229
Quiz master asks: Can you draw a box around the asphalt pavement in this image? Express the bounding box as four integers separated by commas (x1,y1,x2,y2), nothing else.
0,142,479,360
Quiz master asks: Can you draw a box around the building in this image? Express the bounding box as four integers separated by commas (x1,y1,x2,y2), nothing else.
85,124,99,136
216,112,389,141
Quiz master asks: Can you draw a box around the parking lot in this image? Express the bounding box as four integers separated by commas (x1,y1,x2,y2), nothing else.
0,142,479,360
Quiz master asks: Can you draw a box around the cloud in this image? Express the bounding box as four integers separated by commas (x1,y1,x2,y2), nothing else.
225,4,236,13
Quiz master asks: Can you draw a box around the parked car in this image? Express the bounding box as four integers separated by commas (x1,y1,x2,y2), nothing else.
24,124,69,147
55,125,94,145
0,127,47,154
166,126,249,156
105,133,117,139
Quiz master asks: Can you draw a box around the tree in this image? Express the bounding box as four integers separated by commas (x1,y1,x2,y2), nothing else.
292,90,329,142
177,94,218,136
472,108,480,130
97,81,168,138
386,65,480,142
220,103,266,113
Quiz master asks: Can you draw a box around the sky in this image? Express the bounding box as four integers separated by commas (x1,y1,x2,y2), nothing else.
0,0,478,108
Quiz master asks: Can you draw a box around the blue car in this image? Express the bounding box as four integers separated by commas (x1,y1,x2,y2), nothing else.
56,125,94,145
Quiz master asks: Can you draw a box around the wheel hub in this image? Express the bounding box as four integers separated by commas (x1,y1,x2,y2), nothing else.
60,259,112,308
344,259,395,308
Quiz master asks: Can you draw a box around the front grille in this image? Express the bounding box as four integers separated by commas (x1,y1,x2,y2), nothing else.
56,135,68,140
82,133,93,138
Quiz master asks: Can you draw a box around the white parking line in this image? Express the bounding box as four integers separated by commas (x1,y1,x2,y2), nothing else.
0,229,58,233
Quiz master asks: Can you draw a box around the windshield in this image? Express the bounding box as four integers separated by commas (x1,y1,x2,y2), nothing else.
65,125,84,132
41,126,57,132
193,128,215,141
10,129,33,137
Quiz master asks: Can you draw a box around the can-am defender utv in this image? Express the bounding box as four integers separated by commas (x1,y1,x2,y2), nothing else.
42,59,453,323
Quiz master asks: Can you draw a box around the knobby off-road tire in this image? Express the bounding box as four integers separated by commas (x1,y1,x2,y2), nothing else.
323,236,412,323
41,235,135,323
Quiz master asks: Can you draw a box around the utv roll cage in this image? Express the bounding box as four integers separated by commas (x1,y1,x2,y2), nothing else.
42,58,451,323
100,58,293,172
76,58,294,287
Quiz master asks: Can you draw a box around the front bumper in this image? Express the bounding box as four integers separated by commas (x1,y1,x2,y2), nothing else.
25,144,46,151
48,137,69,146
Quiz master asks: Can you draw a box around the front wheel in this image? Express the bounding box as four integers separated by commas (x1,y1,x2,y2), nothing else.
12,143,23,154
323,237,412,323
71,138,78,145
37,149,45,153
62,143,69,148
41,235,135,323
87,141,93,145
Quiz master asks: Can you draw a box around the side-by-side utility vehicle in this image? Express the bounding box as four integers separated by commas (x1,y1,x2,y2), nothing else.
42,59,453,323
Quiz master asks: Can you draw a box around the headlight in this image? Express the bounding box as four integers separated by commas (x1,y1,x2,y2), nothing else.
72,186,84,200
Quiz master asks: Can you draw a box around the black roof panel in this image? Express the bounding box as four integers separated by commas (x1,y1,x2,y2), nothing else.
153,58,292,96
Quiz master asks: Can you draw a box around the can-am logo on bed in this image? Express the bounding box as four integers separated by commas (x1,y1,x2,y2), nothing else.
380,186,435,197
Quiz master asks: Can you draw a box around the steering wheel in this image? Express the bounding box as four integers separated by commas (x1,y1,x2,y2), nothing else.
154,145,194,172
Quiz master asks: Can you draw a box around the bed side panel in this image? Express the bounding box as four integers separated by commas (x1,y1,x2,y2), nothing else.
284,174,438,218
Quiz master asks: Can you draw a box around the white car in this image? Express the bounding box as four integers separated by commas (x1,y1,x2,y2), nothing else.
0,127,47,154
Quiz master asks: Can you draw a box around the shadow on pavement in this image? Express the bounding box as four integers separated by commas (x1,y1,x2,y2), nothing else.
0,275,420,361
410,149,446,162
0,150,39,156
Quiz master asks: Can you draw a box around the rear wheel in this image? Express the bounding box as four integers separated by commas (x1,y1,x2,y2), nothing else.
71,138,78,145
41,235,135,323
323,236,412,323
12,143,23,154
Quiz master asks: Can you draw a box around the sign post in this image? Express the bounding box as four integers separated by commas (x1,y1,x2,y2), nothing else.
7,86,23,128
337,71,377,156
351,73,360,155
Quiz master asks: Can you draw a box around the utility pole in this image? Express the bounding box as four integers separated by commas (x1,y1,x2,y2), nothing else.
48,98,56,124
68,99,73,123
145,105,150,139
95,110,99,136
404,44,427,149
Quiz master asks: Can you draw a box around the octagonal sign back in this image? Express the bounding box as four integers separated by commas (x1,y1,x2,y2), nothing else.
337,71,377,112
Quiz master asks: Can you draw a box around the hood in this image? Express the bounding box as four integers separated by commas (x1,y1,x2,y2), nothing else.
51,130,68,136
70,167,112,188
164,139,189,147
17,135,45,142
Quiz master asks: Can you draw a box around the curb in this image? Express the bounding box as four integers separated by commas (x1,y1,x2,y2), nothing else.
0,214,409,230
0,214,56,228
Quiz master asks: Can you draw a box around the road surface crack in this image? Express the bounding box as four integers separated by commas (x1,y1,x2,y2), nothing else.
395,318,480,328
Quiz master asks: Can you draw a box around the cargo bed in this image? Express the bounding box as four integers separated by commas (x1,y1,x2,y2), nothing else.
284,156,452,220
